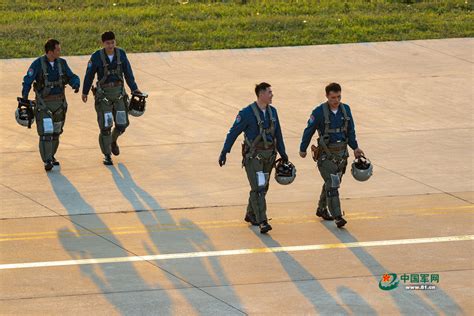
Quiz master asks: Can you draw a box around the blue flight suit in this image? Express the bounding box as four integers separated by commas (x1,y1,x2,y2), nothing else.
300,103,358,153
221,102,288,224
22,57,80,99
222,102,286,157
300,102,359,220
21,56,80,165
82,47,138,157
82,48,137,96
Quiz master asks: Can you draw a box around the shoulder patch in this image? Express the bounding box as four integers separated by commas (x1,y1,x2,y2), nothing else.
27,68,34,77
87,60,92,68
235,114,241,124
309,114,315,123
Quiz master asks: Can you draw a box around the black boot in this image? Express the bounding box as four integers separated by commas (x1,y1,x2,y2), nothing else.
244,213,258,226
103,154,113,165
316,207,333,220
259,220,272,234
51,156,60,166
335,216,347,228
111,141,120,156
44,160,54,171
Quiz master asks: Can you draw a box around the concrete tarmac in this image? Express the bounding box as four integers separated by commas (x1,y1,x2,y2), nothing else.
0,38,473,315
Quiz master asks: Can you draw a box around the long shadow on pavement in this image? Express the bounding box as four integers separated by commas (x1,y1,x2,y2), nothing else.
48,172,174,315
321,221,463,315
336,286,377,315
254,230,359,315
109,163,245,315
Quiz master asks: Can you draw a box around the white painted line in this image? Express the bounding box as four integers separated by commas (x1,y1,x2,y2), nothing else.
0,235,472,270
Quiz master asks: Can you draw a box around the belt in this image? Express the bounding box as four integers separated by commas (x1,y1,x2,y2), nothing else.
100,81,123,88
254,143,275,150
42,94,64,101
327,143,347,152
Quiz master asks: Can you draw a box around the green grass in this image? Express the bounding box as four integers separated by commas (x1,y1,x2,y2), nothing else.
0,0,472,58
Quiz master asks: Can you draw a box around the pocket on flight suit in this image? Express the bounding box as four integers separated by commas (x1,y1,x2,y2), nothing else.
96,99,113,130
52,106,66,134
113,97,129,127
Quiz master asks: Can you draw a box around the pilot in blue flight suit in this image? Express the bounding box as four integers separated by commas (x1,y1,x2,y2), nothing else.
21,38,80,171
82,31,142,165
219,82,289,234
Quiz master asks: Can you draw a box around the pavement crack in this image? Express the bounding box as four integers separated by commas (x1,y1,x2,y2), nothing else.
372,164,473,205
197,268,474,290
408,41,473,64
1,127,472,155
0,183,61,215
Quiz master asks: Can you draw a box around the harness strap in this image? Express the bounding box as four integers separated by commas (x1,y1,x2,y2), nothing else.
319,102,349,155
37,56,65,98
245,103,276,157
98,48,123,87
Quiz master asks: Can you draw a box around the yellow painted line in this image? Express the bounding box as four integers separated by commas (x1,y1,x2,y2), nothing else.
0,215,382,242
0,235,472,270
0,204,472,242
